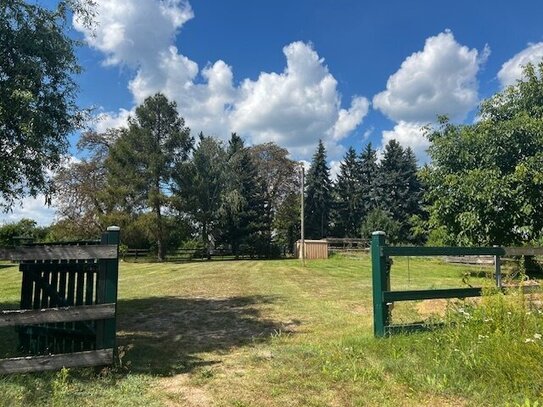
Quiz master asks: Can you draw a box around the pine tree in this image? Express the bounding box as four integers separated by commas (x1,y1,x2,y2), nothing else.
305,140,332,239
106,93,193,261
332,147,362,237
358,143,379,224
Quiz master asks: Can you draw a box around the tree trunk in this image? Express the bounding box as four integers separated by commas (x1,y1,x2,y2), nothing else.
202,221,211,260
155,201,164,262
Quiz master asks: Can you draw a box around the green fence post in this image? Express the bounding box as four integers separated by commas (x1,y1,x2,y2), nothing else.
371,231,390,337
100,226,120,352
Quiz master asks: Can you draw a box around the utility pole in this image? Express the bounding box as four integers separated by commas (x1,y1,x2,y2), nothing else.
300,164,305,267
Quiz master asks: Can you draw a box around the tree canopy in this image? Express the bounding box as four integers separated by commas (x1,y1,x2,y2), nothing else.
305,140,332,239
0,0,89,209
106,93,193,260
423,62,543,246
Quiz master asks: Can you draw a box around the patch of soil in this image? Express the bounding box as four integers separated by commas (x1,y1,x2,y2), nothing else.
161,374,213,407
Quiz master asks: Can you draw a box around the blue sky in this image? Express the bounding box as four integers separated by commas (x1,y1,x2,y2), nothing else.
6,0,543,224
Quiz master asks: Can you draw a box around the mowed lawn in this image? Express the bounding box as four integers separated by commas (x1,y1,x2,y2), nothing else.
0,255,539,406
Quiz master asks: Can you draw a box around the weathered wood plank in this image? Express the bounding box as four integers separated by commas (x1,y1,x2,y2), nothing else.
0,349,113,374
0,245,117,261
0,304,115,327
504,247,543,256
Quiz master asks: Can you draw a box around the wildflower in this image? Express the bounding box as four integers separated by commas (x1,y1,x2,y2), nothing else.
534,333,542,340
525,338,535,343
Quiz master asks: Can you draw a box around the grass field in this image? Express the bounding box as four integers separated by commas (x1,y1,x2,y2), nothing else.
0,254,542,406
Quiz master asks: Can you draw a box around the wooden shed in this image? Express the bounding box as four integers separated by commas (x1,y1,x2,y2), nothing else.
295,240,329,260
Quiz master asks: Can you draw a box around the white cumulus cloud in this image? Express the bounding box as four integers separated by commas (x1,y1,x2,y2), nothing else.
498,42,543,88
75,1,368,160
373,30,487,123
232,42,369,155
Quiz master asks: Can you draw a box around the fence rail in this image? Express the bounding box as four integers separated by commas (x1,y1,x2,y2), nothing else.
0,227,120,373
0,349,114,374
0,245,117,261
0,304,115,327
371,231,543,337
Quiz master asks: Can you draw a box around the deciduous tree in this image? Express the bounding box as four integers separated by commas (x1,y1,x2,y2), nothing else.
0,0,92,209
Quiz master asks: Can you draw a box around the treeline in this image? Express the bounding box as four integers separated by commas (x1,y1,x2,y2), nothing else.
304,140,422,244
32,93,423,258
5,62,543,256
49,94,301,260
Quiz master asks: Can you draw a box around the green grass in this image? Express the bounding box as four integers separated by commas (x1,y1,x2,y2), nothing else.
0,255,541,406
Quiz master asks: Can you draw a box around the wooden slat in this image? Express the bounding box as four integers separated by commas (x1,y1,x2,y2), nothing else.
504,247,543,256
383,287,483,302
0,304,115,327
0,348,113,374
0,245,117,261
382,246,505,257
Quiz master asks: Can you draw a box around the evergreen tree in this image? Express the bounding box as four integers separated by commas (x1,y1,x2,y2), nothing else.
173,133,227,258
305,140,332,239
332,147,362,237
219,134,270,257
106,93,193,261
376,140,422,242
358,143,379,219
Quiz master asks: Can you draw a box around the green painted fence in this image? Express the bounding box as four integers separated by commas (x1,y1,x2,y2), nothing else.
0,227,120,374
371,231,504,337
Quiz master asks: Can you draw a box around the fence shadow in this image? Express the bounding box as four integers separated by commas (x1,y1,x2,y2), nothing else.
116,295,292,376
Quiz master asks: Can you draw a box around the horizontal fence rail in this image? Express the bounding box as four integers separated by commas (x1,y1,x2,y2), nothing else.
371,231,542,337
0,304,115,327
383,288,483,302
0,349,114,374
0,245,118,261
382,246,505,257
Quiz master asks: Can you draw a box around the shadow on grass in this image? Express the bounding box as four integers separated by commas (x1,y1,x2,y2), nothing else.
116,295,294,376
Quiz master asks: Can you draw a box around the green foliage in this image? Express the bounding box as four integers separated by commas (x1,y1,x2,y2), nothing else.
0,218,48,245
273,192,300,253
424,62,543,246
360,208,400,242
332,147,363,237
0,0,86,209
173,133,226,255
358,142,379,217
375,140,423,242
218,133,271,257
106,93,193,260
385,289,543,404
305,140,332,239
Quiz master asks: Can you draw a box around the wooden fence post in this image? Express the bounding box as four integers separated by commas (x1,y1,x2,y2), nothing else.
371,231,390,337
98,226,120,351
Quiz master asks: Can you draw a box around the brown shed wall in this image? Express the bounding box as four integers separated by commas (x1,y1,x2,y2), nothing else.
295,240,329,259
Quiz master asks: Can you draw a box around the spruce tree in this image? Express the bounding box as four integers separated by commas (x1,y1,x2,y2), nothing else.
219,134,270,257
358,143,379,224
305,140,332,239
332,147,362,237
375,140,422,242
173,134,227,258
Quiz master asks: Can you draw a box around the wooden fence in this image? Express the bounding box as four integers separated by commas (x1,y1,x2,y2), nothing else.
0,227,120,374
371,231,543,337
